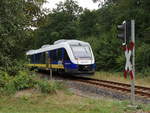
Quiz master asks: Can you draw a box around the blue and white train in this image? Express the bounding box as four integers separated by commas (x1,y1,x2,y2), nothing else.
26,40,95,75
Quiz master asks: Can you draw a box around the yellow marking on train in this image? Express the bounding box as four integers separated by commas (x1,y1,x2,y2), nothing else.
51,64,64,69
35,64,46,67
27,64,35,67
27,64,64,69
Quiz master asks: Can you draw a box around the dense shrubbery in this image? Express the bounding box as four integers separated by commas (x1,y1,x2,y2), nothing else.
0,70,63,95
136,44,150,76
37,79,63,93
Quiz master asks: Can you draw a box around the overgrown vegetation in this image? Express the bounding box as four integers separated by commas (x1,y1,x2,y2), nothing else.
37,79,63,93
0,70,63,95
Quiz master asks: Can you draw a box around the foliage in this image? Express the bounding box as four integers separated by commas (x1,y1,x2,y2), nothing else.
78,9,100,37
0,0,45,74
0,70,34,95
136,43,150,75
0,69,63,95
37,79,63,94
34,0,83,48
0,71,16,94
13,71,35,90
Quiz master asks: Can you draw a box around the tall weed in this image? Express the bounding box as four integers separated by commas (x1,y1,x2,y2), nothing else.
37,79,63,94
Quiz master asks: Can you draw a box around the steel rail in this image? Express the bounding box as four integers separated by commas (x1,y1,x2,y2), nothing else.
73,77,150,98
75,77,150,91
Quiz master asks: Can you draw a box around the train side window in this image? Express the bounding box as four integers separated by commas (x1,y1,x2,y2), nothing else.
57,49,62,60
31,55,34,63
50,50,53,62
35,54,37,64
64,49,70,60
53,50,57,61
50,50,57,61
39,53,42,64
37,54,40,64
43,52,45,64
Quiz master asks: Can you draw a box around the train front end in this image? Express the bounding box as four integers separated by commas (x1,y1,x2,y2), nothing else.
64,41,95,75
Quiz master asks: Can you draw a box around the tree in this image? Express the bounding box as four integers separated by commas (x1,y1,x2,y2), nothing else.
34,0,83,48
78,9,100,37
0,0,45,75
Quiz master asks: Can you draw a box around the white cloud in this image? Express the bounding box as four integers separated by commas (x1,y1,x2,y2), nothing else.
42,0,100,10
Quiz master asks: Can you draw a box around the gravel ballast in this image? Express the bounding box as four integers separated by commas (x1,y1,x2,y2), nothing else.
65,80,150,104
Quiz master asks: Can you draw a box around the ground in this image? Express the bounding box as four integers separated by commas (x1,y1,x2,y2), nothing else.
0,89,150,113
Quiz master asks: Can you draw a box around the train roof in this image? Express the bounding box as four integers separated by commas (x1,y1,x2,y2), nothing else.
26,39,90,55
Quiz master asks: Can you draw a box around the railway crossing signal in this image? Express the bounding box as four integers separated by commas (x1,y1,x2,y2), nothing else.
122,42,134,80
117,21,131,44
117,20,136,106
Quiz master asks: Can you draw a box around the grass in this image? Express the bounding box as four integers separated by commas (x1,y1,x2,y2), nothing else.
91,72,150,87
0,89,150,113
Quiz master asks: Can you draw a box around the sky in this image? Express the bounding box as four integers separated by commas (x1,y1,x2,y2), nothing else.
42,0,100,10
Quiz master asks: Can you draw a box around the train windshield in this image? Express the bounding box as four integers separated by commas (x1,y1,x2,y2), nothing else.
71,45,92,58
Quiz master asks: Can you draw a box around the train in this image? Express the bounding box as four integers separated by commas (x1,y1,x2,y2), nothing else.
26,39,95,75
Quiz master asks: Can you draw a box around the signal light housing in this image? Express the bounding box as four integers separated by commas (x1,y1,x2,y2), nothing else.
117,20,131,44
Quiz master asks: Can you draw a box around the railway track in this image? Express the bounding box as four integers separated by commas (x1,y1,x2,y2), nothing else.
37,72,150,99
72,77,150,99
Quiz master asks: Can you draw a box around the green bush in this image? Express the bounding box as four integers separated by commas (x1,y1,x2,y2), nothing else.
0,71,10,87
4,80,16,95
37,79,62,94
136,43,150,74
0,70,35,94
0,60,27,76
0,71,16,94
0,69,64,95
13,71,35,90
141,67,150,76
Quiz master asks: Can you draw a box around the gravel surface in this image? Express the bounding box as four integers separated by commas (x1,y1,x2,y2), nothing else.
65,80,150,104
37,72,150,104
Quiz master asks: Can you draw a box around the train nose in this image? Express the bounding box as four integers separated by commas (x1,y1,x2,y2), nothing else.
78,65,92,71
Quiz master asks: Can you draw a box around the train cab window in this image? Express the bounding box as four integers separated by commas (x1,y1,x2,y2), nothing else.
71,45,92,58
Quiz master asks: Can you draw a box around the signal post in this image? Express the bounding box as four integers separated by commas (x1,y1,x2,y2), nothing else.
117,20,136,105
131,20,135,105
